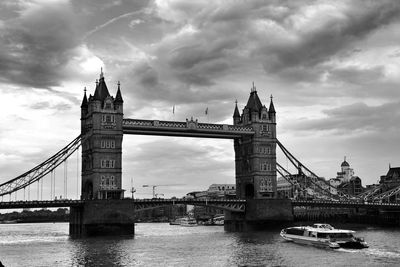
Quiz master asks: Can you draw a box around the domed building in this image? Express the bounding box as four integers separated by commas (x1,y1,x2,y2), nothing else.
337,157,354,183
329,157,364,196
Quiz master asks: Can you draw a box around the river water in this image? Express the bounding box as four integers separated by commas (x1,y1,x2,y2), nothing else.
1,222,400,266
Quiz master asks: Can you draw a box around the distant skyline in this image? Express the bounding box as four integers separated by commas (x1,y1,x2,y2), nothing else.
1,0,400,199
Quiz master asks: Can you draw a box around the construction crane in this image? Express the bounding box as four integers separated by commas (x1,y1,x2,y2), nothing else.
142,184,184,198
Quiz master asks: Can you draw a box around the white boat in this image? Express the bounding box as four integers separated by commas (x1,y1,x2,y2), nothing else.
179,217,197,227
280,223,368,249
213,215,224,225
170,217,197,227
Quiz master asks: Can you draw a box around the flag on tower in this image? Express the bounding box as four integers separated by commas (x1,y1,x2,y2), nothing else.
173,105,175,114
205,107,208,115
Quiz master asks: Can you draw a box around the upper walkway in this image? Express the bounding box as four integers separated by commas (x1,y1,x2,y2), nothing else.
122,118,255,139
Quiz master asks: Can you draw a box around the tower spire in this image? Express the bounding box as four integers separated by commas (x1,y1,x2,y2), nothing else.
233,99,240,118
100,67,104,79
268,94,276,114
81,87,88,108
251,82,257,92
115,80,124,103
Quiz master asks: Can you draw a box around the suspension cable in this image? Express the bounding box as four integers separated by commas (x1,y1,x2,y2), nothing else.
37,180,39,200
276,138,352,200
64,159,68,199
0,135,81,197
50,170,53,200
77,147,79,199
40,178,43,200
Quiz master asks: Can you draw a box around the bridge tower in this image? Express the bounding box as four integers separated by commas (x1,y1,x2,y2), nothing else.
225,84,292,232
71,71,134,237
80,70,124,200
233,83,277,199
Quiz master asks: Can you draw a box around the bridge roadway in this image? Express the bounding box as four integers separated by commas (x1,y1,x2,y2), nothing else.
122,118,255,139
0,198,247,212
2,199,400,212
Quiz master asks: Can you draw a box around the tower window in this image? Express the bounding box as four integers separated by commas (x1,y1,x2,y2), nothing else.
101,139,115,148
101,159,115,168
267,163,272,171
260,162,267,171
102,114,115,123
260,162,272,171
261,125,269,132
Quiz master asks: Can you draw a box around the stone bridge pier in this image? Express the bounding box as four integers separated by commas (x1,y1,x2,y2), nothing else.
224,199,293,231
70,200,135,237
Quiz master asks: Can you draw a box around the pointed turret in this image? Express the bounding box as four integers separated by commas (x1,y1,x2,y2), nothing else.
115,81,124,103
233,100,240,117
268,94,276,123
245,82,263,113
233,100,240,124
268,95,276,114
93,68,110,101
81,87,88,108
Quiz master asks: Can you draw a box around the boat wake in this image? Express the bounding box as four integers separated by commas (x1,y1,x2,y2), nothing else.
365,248,400,258
336,247,400,259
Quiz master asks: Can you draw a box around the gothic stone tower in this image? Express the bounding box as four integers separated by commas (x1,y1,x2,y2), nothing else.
80,71,124,200
233,84,277,199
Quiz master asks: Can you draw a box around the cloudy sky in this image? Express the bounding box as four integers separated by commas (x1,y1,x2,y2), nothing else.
1,0,400,199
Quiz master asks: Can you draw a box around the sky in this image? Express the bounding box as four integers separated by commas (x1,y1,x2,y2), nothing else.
0,0,400,199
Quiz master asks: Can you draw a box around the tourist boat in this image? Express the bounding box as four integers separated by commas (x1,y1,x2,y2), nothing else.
213,215,224,225
170,217,197,226
169,217,183,225
179,217,197,227
280,223,368,249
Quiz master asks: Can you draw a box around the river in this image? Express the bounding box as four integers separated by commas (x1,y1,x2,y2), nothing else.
1,222,400,266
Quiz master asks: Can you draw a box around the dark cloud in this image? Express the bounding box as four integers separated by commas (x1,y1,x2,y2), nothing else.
113,61,238,121
289,101,400,133
0,1,80,88
328,66,385,85
259,1,400,77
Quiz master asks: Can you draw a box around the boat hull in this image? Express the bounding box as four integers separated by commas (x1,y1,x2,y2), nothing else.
281,233,340,249
338,241,368,249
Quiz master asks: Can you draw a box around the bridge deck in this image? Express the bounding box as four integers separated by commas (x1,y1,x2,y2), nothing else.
3,199,400,211
122,119,255,139
0,198,247,212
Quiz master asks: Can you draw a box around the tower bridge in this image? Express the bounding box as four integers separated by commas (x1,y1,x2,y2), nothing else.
2,71,400,236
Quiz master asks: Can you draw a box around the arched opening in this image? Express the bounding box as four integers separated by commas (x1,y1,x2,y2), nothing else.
245,183,254,199
83,181,93,200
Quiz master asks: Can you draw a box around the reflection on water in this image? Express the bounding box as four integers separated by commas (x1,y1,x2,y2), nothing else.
1,222,400,266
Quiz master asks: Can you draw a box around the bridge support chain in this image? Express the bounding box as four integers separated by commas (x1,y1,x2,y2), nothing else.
69,199,135,237
224,199,293,232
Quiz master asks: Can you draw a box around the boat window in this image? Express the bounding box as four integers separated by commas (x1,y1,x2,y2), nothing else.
329,233,354,238
286,228,304,236
317,233,329,238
